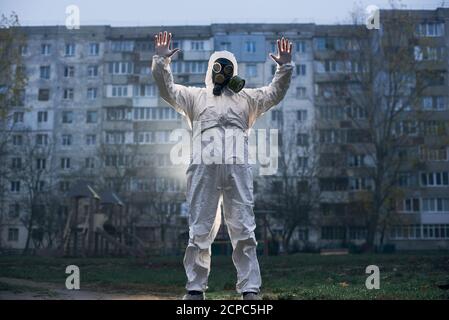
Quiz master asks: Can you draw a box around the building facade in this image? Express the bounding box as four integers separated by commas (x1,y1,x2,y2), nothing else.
1,8,449,252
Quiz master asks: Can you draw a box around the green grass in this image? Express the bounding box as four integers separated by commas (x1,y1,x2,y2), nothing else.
0,252,448,299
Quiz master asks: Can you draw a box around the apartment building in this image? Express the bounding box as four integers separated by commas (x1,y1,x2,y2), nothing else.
1,8,448,252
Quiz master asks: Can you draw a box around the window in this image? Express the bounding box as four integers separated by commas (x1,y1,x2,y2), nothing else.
64,66,75,78
65,43,75,56
12,89,25,106
109,61,133,75
13,112,24,123
38,89,50,101
347,129,371,143
246,64,257,77
171,41,180,51
36,134,48,146
296,40,306,53
133,107,179,121
85,157,95,169
221,42,231,51
140,65,151,75
107,108,129,121
87,65,98,77
89,42,99,56
349,177,374,191
35,180,44,192
315,38,327,51
349,227,367,240
390,224,449,240
184,61,207,74
105,131,125,144
62,134,72,146
296,133,309,147
420,147,448,161
245,41,256,53
399,198,420,213
87,88,98,100
10,181,20,192
41,43,51,55
293,228,307,241
111,85,129,97
420,120,447,136
8,204,20,219
63,88,74,100
270,110,283,123
320,129,346,144
62,111,74,124
20,45,28,56
40,66,50,79
415,46,444,61
417,22,444,37
36,158,46,170
190,41,204,51
348,154,367,168
8,228,19,242
86,111,98,123
419,71,446,86
105,154,129,167
297,110,308,121
111,41,134,52
324,60,342,73
135,131,153,144
171,61,183,74
296,64,306,76
37,111,48,123
86,134,97,145
11,157,22,169
393,121,418,136
61,158,71,169
297,156,308,168
135,84,157,97
296,87,307,99
12,135,23,146
421,172,449,187
321,226,346,240
346,106,367,119
422,198,449,213
422,96,446,110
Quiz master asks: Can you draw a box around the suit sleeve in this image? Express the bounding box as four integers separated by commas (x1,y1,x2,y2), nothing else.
242,62,294,127
151,55,199,122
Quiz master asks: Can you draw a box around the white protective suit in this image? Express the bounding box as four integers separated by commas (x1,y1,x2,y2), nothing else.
152,50,293,293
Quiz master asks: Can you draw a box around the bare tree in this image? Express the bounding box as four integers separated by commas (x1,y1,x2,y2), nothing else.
0,12,27,248
324,6,440,249
257,115,322,252
6,130,56,254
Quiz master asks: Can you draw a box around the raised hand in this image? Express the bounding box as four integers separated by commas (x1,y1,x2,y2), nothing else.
154,31,180,58
269,37,293,65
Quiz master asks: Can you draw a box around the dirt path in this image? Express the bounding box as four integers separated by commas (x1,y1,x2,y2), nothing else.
0,277,178,300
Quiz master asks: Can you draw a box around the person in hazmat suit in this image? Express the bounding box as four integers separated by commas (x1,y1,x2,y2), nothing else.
152,31,293,300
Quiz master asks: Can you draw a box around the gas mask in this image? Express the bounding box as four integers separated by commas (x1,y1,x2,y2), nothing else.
212,58,246,96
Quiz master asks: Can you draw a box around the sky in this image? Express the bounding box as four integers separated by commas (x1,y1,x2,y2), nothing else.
0,0,444,26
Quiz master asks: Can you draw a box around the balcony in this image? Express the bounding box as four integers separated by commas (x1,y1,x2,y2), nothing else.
182,50,212,61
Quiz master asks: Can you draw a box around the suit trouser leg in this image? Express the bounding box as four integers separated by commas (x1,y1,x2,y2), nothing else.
222,164,261,294
183,164,222,292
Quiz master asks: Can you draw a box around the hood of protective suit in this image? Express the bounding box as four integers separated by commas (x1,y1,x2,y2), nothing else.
205,50,239,91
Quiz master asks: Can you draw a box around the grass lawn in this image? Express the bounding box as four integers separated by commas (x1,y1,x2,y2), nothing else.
0,251,448,299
